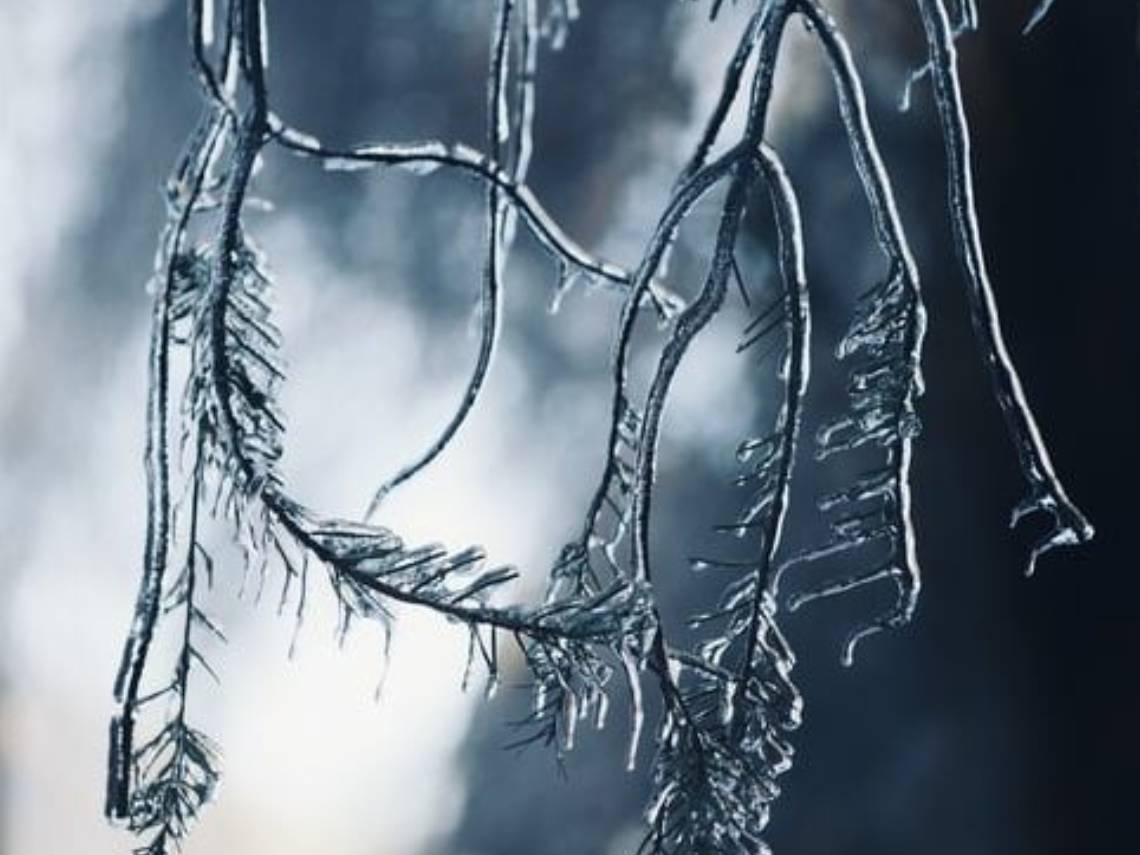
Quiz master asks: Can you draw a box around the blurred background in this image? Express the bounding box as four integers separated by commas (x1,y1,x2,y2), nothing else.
1,1,1136,853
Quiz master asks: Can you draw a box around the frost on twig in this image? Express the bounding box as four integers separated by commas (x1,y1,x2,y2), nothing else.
107,1,1091,852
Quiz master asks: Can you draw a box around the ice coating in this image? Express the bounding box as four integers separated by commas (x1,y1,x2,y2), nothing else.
106,1,1090,853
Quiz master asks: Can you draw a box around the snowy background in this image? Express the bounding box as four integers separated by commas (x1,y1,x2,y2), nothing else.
0,2,1136,854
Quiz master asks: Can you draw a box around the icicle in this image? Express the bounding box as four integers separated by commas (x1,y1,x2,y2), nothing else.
736,434,779,464
563,692,578,751
622,647,643,771
1022,0,1056,35
645,779,679,827
549,263,581,314
542,0,579,51
461,630,477,692
719,678,737,726
594,692,610,729
690,556,758,574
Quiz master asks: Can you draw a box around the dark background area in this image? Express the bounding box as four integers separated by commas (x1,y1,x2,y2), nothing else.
456,4,1140,854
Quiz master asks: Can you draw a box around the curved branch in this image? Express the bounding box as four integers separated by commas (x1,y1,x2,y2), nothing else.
267,117,684,319
631,3,792,589
676,4,769,186
207,95,638,644
106,108,227,824
793,0,929,663
364,0,520,518
575,146,742,552
732,142,809,711
914,0,1093,574
630,17,795,847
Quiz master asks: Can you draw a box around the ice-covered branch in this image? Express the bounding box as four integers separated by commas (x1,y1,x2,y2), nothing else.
643,142,808,855
363,0,522,517
914,0,1093,575
106,106,228,831
268,120,685,321
788,0,928,665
